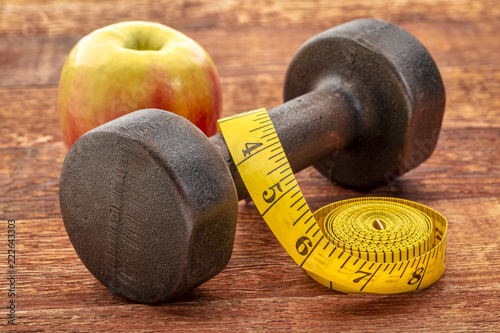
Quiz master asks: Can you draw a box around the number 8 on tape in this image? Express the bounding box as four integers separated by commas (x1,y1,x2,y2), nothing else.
218,109,448,294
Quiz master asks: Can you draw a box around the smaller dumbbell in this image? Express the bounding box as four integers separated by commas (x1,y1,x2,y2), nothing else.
59,19,445,303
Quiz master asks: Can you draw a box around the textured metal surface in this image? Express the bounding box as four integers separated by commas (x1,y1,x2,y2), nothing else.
60,109,238,303
59,19,445,304
284,18,446,188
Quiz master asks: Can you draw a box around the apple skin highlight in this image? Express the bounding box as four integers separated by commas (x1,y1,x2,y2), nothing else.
58,21,222,148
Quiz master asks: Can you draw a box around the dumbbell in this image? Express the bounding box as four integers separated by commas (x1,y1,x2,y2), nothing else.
59,18,445,303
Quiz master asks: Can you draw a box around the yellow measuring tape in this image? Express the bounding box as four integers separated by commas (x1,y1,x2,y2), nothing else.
218,108,448,294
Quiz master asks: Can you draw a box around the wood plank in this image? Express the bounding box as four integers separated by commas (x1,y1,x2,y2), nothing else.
1,64,498,150
442,67,500,129
0,143,64,220
2,21,500,88
1,0,499,34
8,196,500,330
0,34,80,87
1,126,497,221
0,87,62,148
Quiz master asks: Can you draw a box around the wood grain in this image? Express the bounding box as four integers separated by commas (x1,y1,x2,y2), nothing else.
0,0,499,331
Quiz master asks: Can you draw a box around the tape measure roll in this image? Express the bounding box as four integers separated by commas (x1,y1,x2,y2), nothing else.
218,109,447,294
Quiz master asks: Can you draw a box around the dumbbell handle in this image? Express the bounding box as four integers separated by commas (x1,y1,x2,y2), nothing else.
210,82,359,200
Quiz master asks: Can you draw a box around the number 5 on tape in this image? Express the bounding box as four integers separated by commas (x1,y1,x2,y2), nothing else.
218,109,448,294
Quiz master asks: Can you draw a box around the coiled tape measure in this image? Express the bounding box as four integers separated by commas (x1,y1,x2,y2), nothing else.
218,108,448,293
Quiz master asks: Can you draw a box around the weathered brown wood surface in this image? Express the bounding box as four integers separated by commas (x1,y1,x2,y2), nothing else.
1,0,499,331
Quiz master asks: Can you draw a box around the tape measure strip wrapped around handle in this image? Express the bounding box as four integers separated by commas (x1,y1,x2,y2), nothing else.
218,109,447,294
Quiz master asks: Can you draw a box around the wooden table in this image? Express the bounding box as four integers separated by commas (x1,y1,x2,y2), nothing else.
1,1,499,331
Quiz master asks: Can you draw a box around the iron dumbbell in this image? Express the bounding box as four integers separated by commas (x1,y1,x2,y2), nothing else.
59,18,445,303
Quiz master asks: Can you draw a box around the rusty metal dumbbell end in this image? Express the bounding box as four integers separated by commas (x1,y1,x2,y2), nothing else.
59,19,445,303
60,110,239,303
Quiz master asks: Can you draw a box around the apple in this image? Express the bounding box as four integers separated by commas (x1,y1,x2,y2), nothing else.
58,21,222,148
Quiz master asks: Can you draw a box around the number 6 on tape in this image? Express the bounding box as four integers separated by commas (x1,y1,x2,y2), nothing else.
218,109,448,294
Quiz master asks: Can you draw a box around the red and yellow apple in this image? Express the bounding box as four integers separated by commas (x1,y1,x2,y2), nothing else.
58,21,222,148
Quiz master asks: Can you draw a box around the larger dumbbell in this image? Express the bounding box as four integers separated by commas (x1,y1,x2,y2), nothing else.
59,19,445,303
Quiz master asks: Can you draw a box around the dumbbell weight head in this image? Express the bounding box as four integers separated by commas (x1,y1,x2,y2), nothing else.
60,110,238,303
284,19,445,188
